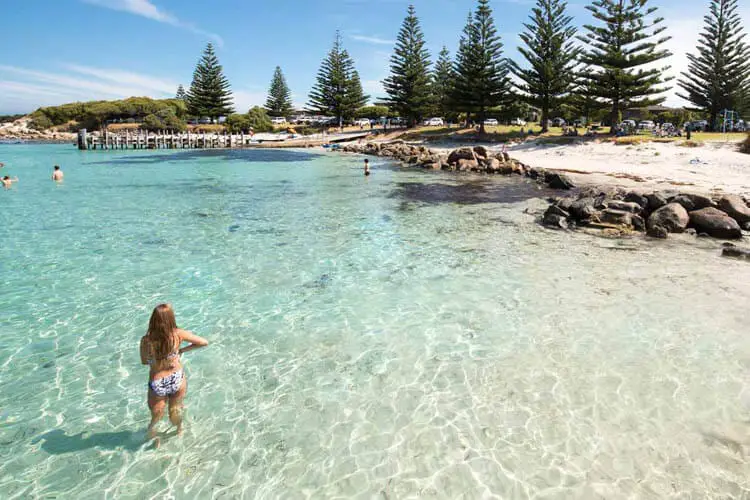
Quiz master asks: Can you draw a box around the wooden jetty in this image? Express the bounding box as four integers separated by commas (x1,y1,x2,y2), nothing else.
76,129,374,151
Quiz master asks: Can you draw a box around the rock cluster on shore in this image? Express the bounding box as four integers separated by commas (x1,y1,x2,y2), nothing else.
339,141,575,190
544,187,750,241
338,140,750,247
0,119,75,143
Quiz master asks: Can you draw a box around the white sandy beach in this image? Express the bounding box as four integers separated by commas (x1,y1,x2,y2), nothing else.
508,139,750,196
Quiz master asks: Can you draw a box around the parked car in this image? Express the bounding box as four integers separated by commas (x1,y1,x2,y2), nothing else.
271,117,287,125
572,119,583,128
425,118,445,126
638,120,655,129
354,118,371,127
198,117,212,125
510,118,526,126
551,118,566,127
483,118,499,126
620,120,637,129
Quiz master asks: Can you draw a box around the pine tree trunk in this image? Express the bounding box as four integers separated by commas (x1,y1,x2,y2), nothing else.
541,107,549,133
610,99,620,134
709,108,718,133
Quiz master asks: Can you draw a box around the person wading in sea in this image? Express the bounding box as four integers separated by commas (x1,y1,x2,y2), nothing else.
364,158,371,176
52,165,63,182
140,304,208,441
2,175,18,188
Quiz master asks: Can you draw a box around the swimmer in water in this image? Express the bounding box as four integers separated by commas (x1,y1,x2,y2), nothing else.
140,304,208,440
52,165,64,182
364,158,371,176
2,175,18,188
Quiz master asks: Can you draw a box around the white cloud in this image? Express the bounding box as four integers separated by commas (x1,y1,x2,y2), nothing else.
232,90,265,113
81,0,223,46
362,79,385,100
0,64,179,114
350,34,395,45
64,64,177,95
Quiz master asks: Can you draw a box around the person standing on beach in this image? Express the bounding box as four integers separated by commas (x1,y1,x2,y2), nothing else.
2,175,18,188
364,158,371,176
52,165,63,182
140,304,208,440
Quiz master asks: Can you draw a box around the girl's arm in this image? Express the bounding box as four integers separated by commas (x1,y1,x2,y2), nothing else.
178,329,209,355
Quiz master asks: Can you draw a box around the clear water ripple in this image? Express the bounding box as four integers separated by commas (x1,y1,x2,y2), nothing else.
0,144,748,498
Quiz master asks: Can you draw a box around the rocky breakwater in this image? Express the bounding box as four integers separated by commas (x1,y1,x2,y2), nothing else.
339,141,575,190
543,188,750,242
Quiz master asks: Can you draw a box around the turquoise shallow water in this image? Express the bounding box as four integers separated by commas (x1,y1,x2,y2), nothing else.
0,144,748,498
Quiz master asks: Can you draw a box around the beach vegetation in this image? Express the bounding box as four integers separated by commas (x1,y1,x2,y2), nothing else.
308,32,370,128
678,0,749,131
511,0,580,132
141,109,187,132
579,0,672,129
265,66,294,118
451,0,511,133
381,5,433,127
28,97,187,131
355,106,390,120
225,107,273,133
186,43,235,120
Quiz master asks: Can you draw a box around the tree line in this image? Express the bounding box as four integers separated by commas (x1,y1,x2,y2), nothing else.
374,0,749,133
27,0,748,134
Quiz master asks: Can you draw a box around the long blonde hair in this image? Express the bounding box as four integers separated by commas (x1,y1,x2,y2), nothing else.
147,303,178,360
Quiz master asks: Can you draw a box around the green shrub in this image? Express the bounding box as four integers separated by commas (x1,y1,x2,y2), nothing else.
141,114,163,131
29,113,53,130
225,114,252,133
246,106,273,133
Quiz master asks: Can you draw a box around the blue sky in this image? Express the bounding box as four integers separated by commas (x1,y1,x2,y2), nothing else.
1,0,747,114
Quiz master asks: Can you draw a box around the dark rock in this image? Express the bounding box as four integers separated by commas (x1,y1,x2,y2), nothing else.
481,158,499,171
685,228,697,236
743,221,750,231
569,198,596,220
647,225,669,238
697,232,711,238
671,193,716,211
604,200,642,213
496,162,514,175
527,167,546,180
624,191,649,209
721,244,750,259
645,192,668,210
670,194,697,211
689,207,742,239
472,145,489,159
632,214,645,231
546,204,570,218
556,197,574,212
543,212,568,229
599,209,633,227
718,195,750,224
546,172,575,190
456,158,478,171
647,203,689,233
447,148,476,165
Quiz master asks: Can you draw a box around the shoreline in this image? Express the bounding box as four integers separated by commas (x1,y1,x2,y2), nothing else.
335,138,750,251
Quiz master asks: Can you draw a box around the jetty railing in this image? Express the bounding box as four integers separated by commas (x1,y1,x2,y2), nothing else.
76,129,372,150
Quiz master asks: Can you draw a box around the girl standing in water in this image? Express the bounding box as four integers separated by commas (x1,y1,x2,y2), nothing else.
140,304,208,439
